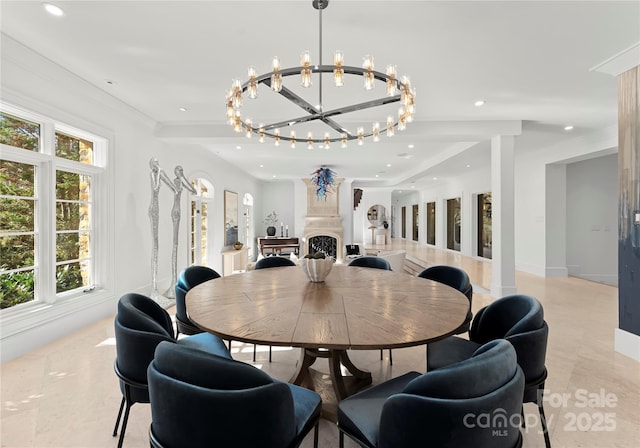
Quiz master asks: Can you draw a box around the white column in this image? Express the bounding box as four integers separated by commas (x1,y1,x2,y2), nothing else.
491,135,517,297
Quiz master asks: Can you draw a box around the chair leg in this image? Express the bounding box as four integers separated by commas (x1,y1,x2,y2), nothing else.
521,406,526,428
112,396,125,436
253,344,257,362
313,421,319,448
227,339,231,350
389,349,393,365
339,430,344,448
269,345,272,362
537,385,552,448
380,349,383,360
117,400,132,448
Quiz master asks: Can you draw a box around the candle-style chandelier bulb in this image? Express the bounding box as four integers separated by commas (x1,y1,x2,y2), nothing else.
372,122,380,142
324,132,331,149
274,129,281,146
357,127,364,145
386,65,397,96
386,115,395,137
271,57,283,92
397,107,407,131
363,55,374,90
307,132,314,149
290,131,296,148
245,119,252,138
258,124,265,143
301,51,312,88
247,66,258,99
334,50,344,87
231,79,243,108
233,111,242,133
341,133,348,148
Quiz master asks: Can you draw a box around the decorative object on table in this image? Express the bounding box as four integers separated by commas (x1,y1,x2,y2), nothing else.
311,167,336,200
225,0,415,148
233,241,244,250
300,252,333,282
263,210,278,236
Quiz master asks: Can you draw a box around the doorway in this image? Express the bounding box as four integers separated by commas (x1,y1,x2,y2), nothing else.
477,193,492,259
426,202,436,245
446,197,461,251
401,206,407,238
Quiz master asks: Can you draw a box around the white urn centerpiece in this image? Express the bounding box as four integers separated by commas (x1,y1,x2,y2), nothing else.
299,252,334,282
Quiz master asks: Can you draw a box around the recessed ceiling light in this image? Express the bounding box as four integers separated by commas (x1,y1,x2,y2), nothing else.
474,100,485,107
411,185,415,189
178,107,187,112
386,163,391,167
375,174,379,178
433,177,438,180
43,2,64,16
408,144,414,149
259,164,264,168
466,164,471,168
564,125,574,131
272,175,277,178
235,145,241,150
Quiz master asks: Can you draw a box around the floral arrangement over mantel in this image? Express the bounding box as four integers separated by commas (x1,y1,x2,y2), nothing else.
311,167,336,200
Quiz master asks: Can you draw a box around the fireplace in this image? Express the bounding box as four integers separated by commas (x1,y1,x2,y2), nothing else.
302,178,344,261
308,235,338,259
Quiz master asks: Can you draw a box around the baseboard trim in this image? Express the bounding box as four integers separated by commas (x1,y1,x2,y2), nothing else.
615,328,640,361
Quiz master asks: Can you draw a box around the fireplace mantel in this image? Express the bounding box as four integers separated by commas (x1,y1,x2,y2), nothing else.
302,178,344,261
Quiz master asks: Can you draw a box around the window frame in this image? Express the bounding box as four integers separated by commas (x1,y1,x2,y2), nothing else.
1,102,110,316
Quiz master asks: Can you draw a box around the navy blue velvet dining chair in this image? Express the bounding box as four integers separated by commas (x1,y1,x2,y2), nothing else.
418,265,473,334
112,293,231,448
347,256,391,271
175,265,221,336
148,341,322,448
252,256,296,360
254,255,297,269
348,255,393,362
427,294,551,448
338,339,525,448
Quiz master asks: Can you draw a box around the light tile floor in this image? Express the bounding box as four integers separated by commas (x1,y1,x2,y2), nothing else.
1,240,638,447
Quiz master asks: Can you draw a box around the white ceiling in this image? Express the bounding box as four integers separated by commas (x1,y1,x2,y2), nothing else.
1,1,638,188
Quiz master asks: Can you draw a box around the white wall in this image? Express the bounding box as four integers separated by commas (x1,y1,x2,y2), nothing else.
566,154,618,285
357,189,392,244
514,128,617,276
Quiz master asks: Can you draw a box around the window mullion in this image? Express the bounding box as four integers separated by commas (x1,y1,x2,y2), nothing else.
37,159,55,303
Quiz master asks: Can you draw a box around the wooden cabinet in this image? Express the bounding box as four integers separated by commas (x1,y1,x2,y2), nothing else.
258,237,300,256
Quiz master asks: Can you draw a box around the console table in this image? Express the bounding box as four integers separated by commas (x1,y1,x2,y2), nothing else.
258,237,300,256
221,246,248,276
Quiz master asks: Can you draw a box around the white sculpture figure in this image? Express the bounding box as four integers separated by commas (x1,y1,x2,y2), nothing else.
162,165,197,299
149,157,174,298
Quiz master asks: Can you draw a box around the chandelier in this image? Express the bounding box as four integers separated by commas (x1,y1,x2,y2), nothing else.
225,0,415,148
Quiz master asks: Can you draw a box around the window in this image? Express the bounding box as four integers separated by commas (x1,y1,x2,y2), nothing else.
190,178,213,266
0,106,106,311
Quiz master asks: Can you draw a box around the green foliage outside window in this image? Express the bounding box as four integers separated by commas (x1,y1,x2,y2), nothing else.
1,112,94,308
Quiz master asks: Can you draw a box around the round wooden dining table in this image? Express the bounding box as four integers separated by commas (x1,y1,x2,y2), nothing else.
186,263,469,402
